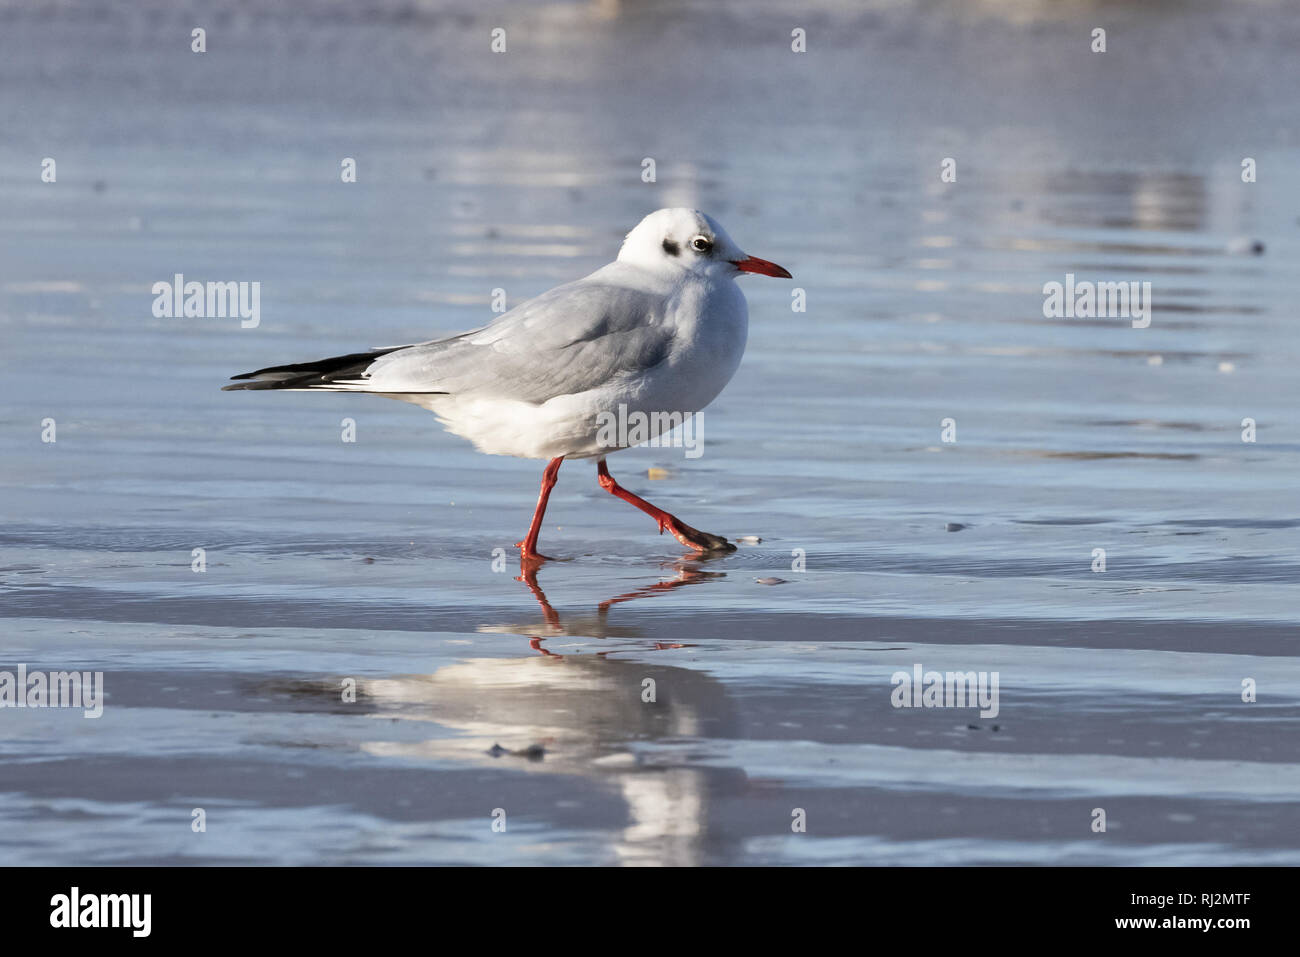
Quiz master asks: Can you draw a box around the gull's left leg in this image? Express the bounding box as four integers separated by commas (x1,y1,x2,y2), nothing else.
596,458,735,553
516,456,564,563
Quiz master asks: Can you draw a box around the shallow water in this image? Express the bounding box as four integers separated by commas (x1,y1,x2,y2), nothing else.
2,0,1299,865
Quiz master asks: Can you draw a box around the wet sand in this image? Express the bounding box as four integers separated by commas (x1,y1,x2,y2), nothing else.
1,0,1299,864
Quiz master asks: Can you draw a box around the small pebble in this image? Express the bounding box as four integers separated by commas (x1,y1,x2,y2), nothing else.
754,577,788,585
736,535,762,545
1217,361,1235,373
946,523,966,532
1147,354,1164,366
646,467,671,480
1226,236,1265,255
487,742,545,761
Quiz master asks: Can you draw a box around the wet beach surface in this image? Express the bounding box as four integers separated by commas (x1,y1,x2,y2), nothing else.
1,0,1299,864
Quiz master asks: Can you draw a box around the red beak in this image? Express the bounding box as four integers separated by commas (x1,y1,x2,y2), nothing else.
732,255,792,279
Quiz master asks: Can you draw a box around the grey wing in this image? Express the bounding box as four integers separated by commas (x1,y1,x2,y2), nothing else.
361,280,674,403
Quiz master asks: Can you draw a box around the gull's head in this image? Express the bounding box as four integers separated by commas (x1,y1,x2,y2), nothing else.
618,208,792,281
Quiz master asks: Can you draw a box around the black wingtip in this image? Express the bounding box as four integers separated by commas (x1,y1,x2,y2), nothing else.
222,377,299,391
220,346,405,393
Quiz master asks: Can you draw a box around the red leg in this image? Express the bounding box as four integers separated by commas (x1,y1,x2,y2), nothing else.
516,561,563,632
516,456,564,563
596,458,735,553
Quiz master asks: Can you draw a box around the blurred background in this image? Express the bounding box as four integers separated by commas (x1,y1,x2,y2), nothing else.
1,0,1298,865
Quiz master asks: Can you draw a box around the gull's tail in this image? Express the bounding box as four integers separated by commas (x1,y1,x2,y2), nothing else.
222,347,405,392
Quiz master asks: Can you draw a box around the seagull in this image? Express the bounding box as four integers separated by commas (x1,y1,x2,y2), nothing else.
224,208,791,563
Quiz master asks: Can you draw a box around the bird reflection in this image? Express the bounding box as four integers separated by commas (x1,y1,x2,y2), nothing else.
352,557,739,865
502,555,726,653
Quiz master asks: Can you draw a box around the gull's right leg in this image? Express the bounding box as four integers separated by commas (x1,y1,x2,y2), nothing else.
596,458,735,553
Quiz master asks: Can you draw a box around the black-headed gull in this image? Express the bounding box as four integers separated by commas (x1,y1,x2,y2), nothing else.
224,208,791,562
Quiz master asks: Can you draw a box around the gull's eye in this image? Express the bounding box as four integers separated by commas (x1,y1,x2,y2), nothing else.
691,236,713,253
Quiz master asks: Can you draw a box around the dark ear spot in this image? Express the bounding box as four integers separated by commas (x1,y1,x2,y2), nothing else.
662,238,680,256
